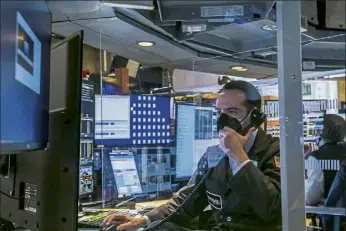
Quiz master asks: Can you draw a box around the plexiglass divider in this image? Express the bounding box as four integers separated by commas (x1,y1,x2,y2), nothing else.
77,4,346,231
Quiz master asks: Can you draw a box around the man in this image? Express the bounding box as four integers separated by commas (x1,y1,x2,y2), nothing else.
103,80,282,231
305,114,346,230
305,114,346,206
323,159,346,231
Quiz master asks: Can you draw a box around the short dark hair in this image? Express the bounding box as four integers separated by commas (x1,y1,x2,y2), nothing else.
322,114,346,143
219,80,262,111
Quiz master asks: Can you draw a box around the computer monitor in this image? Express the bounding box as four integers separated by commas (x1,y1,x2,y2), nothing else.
79,165,94,196
80,79,95,140
93,148,102,171
0,1,51,154
175,104,220,179
1,30,84,231
79,79,95,196
109,150,142,199
95,94,171,146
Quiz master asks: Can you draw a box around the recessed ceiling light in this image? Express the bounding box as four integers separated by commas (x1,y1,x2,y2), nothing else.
230,66,248,72
137,41,155,47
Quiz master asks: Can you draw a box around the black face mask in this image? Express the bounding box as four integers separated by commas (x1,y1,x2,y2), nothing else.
217,113,242,133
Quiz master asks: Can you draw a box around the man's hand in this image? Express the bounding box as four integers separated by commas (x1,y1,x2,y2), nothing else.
102,214,146,231
222,127,256,165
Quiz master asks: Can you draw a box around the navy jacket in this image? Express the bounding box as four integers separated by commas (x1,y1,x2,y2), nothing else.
145,128,282,230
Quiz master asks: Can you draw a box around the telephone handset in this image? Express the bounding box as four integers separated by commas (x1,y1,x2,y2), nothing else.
143,109,266,231
247,108,267,131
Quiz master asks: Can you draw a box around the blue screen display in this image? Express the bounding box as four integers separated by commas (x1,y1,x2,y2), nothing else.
95,95,171,146
0,1,51,153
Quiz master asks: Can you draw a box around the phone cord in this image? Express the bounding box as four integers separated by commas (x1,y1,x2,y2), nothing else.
143,169,212,231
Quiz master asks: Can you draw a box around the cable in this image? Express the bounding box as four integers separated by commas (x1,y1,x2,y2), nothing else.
0,191,21,200
143,169,212,231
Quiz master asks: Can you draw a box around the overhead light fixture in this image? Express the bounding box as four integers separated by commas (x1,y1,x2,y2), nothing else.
230,66,248,72
101,1,154,10
137,41,155,47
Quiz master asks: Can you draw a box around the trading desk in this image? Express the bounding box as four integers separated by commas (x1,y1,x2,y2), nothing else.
78,200,169,230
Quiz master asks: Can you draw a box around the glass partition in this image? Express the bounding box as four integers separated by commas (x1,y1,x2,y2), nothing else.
76,2,345,231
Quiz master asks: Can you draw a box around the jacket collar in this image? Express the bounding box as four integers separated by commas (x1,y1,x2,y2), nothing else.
249,128,271,155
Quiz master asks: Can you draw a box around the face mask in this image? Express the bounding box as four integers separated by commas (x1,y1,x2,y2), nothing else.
217,113,244,154
216,113,242,133
217,112,257,154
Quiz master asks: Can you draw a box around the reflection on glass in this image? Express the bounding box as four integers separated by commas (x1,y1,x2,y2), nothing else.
75,3,346,230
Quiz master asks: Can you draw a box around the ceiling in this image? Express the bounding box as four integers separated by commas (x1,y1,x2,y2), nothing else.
47,1,345,79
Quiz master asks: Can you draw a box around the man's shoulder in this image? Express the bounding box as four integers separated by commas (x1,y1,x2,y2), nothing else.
312,145,345,159
309,149,321,158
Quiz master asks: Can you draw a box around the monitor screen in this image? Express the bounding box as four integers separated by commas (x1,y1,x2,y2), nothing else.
109,150,142,198
95,95,171,146
0,1,51,153
79,165,93,195
175,104,220,179
95,95,131,141
93,149,102,171
81,79,95,139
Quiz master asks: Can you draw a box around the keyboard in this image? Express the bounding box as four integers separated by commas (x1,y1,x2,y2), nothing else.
78,210,141,228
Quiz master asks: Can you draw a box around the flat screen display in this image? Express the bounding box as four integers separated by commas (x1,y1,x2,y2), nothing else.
0,1,51,153
95,95,171,146
175,104,220,179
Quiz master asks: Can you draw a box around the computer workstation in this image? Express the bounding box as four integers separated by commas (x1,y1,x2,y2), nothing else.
1,1,84,229
77,94,177,229
76,97,230,230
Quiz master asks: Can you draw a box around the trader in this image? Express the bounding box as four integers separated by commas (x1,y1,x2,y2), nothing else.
305,114,346,206
103,80,282,231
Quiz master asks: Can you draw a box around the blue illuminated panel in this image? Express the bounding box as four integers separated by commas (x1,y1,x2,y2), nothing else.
130,95,171,146
95,95,171,146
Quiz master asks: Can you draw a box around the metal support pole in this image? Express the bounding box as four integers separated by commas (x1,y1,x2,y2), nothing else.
276,1,306,231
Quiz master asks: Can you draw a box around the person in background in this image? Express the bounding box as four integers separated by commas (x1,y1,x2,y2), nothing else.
322,158,346,230
305,114,346,206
